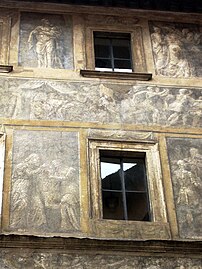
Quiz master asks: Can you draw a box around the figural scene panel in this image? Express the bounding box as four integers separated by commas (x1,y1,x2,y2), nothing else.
18,12,73,69
149,21,202,78
167,138,202,239
0,250,201,269
0,78,201,128
9,130,80,234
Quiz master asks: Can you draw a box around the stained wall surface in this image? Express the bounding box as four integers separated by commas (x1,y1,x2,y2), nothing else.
0,2,201,267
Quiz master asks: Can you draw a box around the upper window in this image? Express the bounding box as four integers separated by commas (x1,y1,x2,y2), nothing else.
100,150,151,221
94,32,133,72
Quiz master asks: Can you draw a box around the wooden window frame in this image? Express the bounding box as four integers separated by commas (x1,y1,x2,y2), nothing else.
85,26,147,74
88,140,171,240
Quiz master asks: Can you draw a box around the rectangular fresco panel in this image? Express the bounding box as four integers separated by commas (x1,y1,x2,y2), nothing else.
149,21,202,77
10,130,80,234
0,249,201,268
18,12,73,69
0,77,201,128
167,138,202,239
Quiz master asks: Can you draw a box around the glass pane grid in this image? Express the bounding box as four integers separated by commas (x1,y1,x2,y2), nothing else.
94,32,132,71
100,152,151,222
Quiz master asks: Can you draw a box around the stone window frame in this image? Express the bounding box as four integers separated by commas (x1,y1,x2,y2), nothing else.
88,139,171,240
83,25,151,80
0,132,6,216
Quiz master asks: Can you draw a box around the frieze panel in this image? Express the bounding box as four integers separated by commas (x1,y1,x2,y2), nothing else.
149,21,202,78
0,78,201,128
19,12,73,69
0,249,201,268
167,138,202,239
9,130,80,234
86,15,139,26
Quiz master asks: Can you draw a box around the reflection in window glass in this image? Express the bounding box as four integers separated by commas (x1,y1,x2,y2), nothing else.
100,151,151,221
94,32,133,72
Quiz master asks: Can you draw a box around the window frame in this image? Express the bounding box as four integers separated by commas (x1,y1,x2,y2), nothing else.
85,26,147,73
100,150,151,222
94,31,133,72
88,140,171,240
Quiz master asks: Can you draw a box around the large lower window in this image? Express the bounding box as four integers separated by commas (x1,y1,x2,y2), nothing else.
100,150,151,221
94,32,133,72
88,140,170,240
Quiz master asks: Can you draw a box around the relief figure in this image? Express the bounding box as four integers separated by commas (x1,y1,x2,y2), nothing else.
28,19,62,68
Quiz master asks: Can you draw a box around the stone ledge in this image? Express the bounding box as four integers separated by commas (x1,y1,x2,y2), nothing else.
80,70,152,81
0,235,201,257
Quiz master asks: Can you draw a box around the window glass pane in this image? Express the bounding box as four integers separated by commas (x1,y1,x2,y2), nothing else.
114,59,132,69
123,159,147,191
101,159,122,190
126,192,150,221
95,58,112,69
94,38,111,58
112,39,131,59
100,151,151,222
102,191,124,220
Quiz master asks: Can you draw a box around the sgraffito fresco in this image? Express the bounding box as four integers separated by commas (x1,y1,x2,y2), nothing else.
149,21,202,77
0,250,201,269
18,12,73,69
0,78,201,128
10,130,80,234
167,138,202,238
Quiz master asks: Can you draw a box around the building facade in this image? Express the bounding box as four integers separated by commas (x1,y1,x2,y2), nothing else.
0,0,201,268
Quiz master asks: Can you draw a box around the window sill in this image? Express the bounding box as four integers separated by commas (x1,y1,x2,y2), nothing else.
80,69,152,81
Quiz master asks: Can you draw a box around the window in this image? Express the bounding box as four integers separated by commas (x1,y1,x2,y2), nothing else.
100,150,151,221
88,140,170,240
94,32,133,72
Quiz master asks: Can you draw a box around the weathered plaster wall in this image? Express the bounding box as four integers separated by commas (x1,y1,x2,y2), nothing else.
0,78,201,128
0,4,201,266
19,12,73,69
0,249,201,269
9,130,80,234
167,138,202,239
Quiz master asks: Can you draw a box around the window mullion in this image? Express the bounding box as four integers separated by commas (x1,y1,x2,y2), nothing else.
110,39,115,71
120,158,128,220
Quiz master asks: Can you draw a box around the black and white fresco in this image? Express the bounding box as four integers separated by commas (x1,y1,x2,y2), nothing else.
18,12,73,69
167,138,202,239
0,78,201,128
0,250,201,269
10,130,80,234
149,21,202,77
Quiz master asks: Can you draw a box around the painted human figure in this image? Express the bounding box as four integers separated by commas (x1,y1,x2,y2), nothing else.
28,19,62,68
11,153,47,228
151,26,167,73
166,33,192,77
167,89,194,125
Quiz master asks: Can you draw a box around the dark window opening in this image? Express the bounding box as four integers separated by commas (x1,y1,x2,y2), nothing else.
100,150,151,221
94,32,133,72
